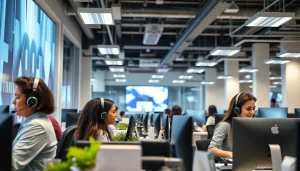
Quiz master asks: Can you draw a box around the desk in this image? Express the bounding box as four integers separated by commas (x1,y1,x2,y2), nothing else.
192,132,208,147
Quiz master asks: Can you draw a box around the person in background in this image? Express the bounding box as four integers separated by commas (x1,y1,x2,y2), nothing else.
208,92,256,158
170,105,182,118
47,115,63,141
271,98,279,108
119,111,126,120
12,76,57,171
163,108,171,117
202,105,217,132
75,98,117,142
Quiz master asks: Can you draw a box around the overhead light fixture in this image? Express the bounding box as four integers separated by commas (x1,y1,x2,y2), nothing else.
90,77,96,82
78,8,114,25
201,81,215,85
149,79,159,83
210,47,241,56
264,59,291,64
152,75,164,79
104,59,123,65
245,12,295,27
224,1,239,13
113,74,126,78
272,82,282,85
277,52,300,58
245,74,251,79
195,60,218,67
157,68,170,73
172,80,185,83
269,76,282,80
239,80,253,83
179,75,193,79
98,45,120,55
216,75,233,79
238,67,258,73
115,79,126,82
109,66,125,72
270,85,278,88
249,85,253,88
186,68,205,73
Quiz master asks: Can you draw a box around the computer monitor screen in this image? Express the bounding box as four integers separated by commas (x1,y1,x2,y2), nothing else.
143,113,149,133
258,108,287,118
233,118,300,171
171,115,193,171
61,109,77,122
0,115,13,170
66,112,80,128
0,105,9,114
217,110,225,114
295,108,300,118
184,110,206,125
162,114,169,140
125,115,136,141
125,86,168,112
214,114,225,125
152,114,161,136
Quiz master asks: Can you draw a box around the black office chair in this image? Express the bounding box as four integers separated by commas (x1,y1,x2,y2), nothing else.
195,139,211,151
206,125,215,139
56,126,77,161
12,123,21,141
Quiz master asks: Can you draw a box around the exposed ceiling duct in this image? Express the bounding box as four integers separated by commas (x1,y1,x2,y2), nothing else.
143,24,164,45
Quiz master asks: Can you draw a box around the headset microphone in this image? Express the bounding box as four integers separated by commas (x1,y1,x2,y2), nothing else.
11,107,30,113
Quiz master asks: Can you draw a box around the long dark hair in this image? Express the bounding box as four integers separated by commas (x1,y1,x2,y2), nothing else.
208,105,217,117
75,98,114,141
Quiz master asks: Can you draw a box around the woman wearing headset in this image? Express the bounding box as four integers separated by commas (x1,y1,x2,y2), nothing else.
12,76,57,171
208,92,256,158
75,98,117,141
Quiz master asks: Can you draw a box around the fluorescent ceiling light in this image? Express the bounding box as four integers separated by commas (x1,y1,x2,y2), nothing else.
186,68,205,73
179,75,193,79
264,59,291,64
210,47,241,56
157,68,170,73
115,79,126,82
224,1,239,13
270,85,278,88
109,66,124,72
172,80,185,83
238,67,258,73
272,82,282,85
249,85,253,88
245,75,251,79
152,75,164,79
78,8,114,25
216,75,233,79
113,74,126,78
269,76,282,80
98,45,120,55
195,60,218,67
90,78,96,82
239,80,253,83
277,52,300,58
201,81,215,85
149,79,159,83
104,59,123,65
245,12,295,27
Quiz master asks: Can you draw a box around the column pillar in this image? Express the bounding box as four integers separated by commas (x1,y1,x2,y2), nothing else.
79,57,92,110
224,61,239,108
205,68,217,110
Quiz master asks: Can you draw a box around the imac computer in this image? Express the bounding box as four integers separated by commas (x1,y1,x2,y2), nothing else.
295,108,300,118
258,108,287,118
233,118,300,171
66,112,80,128
61,109,77,122
184,110,206,125
0,115,13,170
143,113,149,133
162,114,169,140
125,115,136,141
152,113,161,136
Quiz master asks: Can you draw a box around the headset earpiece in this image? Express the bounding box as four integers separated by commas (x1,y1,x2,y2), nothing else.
26,78,39,108
233,92,243,116
100,98,108,120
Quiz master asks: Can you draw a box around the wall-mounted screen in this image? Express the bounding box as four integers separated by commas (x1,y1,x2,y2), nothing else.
126,86,168,112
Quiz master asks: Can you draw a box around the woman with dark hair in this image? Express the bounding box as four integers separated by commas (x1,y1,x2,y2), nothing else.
12,76,57,171
202,105,217,132
75,98,117,141
208,92,256,158
170,105,182,118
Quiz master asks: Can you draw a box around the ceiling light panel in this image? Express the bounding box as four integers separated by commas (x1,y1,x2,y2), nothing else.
98,45,120,55
157,68,170,73
115,79,126,82
152,75,164,79
210,47,241,56
186,68,205,73
113,74,126,78
149,80,159,83
179,75,193,79
109,66,125,72
78,8,114,25
217,75,233,79
201,81,215,85
277,52,300,58
264,59,291,64
245,12,295,27
269,76,282,80
172,80,185,83
195,60,218,67
105,59,123,65
239,80,253,83
238,67,258,73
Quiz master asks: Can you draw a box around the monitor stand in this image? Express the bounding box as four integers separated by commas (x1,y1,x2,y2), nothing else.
268,144,282,171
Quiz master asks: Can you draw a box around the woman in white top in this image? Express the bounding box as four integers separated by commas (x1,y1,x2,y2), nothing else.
202,105,217,132
75,98,117,142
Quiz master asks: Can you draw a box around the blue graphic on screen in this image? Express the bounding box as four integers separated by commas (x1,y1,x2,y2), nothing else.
126,86,168,112
0,0,56,105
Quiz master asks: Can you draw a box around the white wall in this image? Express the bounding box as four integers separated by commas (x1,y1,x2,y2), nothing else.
240,83,252,94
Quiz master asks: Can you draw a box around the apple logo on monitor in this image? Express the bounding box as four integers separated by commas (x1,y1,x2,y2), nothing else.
271,125,279,134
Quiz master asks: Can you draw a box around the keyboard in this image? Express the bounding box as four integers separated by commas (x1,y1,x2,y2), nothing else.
217,165,232,171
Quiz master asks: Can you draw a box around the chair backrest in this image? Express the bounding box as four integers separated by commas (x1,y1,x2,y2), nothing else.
56,126,77,160
195,139,211,151
12,123,21,141
206,125,215,139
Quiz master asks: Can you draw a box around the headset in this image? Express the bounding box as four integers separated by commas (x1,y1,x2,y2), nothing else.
26,78,40,108
100,98,108,120
233,92,243,116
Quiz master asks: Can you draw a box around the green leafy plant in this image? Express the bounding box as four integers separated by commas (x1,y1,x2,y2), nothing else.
112,132,139,142
44,137,101,171
115,123,128,130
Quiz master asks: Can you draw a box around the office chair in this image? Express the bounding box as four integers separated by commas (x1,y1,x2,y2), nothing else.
195,139,211,151
56,126,77,161
206,125,215,139
12,123,21,141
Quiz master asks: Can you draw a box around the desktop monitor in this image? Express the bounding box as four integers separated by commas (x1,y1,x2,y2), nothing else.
171,115,193,171
162,114,169,140
0,105,9,114
217,110,225,114
125,115,136,141
143,113,149,133
152,114,161,136
185,110,206,125
258,108,288,118
66,112,80,128
295,108,300,118
61,109,77,122
233,118,300,171
297,122,300,171
149,113,154,125
215,114,225,125
0,115,13,170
